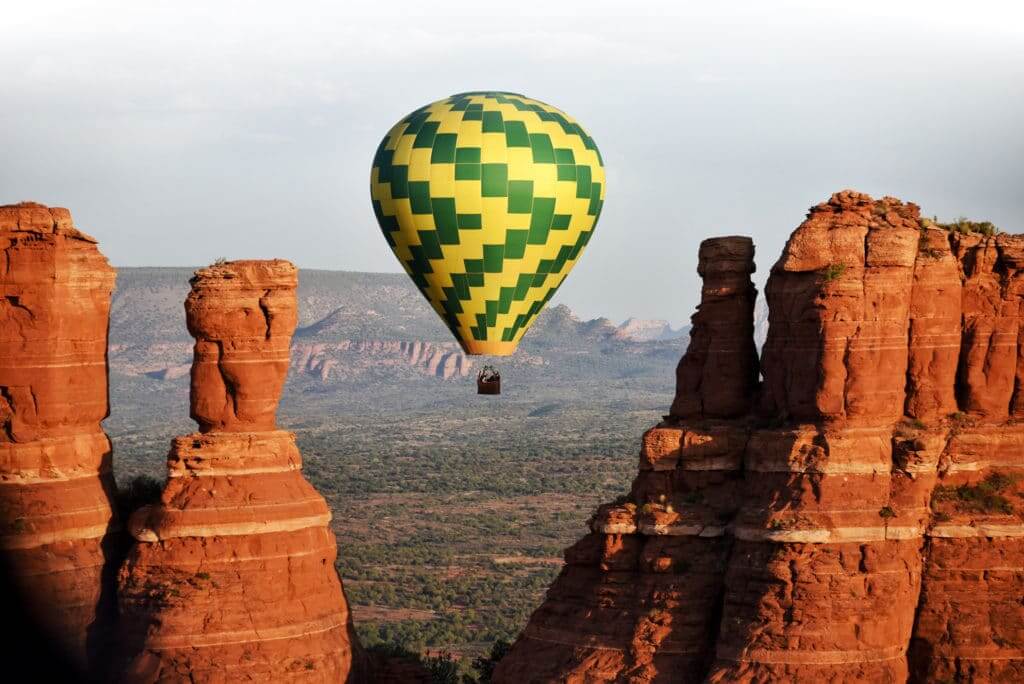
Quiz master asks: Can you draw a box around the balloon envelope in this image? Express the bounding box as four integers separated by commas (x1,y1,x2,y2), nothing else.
370,91,605,355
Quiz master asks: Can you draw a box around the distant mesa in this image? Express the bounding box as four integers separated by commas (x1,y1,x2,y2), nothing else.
614,317,688,342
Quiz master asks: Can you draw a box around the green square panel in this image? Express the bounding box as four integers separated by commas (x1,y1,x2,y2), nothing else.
498,287,514,314
464,258,484,273
553,244,573,272
507,180,534,214
431,198,459,244
504,120,530,147
482,111,504,133
441,287,463,314
513,274,533,300
374,147,394,182
485,299,498,326
431,133,457,163
409,181,432,214
417,230,443,259
481,164,508,197
412,121,439,148
527,198,555,244
504,229,528,259
483,244,504,273
467,272,485,287
407,246,432,274
452,274,470,300
554,148,575,164
529,133,556,163
457,213,482,229
551,213,571,230
556,164,576,181
403,111,429,136
455,147,481,163
390,165,410,198
462,110,483,121
588,183,602,216
455,163,481,181
576,165,592,198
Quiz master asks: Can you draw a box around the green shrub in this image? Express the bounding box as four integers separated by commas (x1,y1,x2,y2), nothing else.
879,506,896,519
423,650,462,683
934,216,1001,237
472,640,511,683
822,263,847,282
932,472,1018,515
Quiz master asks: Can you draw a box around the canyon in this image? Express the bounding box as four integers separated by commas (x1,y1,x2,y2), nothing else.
2,191,1023,682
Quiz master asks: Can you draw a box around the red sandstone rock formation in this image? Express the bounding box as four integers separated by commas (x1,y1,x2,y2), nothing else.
0,202,119,672
496,191,1024,683
670,236,759,419
118,260,366,682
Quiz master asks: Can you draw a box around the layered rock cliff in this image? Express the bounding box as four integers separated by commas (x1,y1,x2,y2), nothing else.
117,260,366,681
496,191,1024,683
0,202,119,672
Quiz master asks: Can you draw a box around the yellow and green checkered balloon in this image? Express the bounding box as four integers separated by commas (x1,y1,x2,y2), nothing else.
370,91,605,356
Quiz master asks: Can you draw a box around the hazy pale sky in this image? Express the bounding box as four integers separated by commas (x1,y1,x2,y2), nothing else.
2,1,1022,325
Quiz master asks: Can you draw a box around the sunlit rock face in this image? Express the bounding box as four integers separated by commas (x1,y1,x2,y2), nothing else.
117,260,367,682
0,202,120,675
496,191,1024,683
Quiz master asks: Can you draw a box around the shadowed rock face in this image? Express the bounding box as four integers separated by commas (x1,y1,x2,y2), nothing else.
118,260,367,682
0,202,119,673
496,191,1024,683
670,236,759,419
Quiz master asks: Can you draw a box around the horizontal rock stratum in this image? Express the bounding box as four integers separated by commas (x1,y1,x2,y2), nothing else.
0,203,120,674
117,260,367,682
496,191,1024,683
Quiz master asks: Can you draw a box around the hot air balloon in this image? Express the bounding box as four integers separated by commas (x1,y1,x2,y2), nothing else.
370,92,605,388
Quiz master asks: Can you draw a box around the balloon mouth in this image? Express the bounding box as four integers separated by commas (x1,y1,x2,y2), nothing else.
460,340,517,356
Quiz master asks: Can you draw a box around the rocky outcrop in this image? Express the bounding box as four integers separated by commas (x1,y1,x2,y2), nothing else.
292,339,473,381
118,260,366,681
614,318,687,342
496,191,1024,683
670,236,759,419
0,203,119,673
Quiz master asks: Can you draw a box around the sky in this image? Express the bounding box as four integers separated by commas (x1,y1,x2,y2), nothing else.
2,1,1023,326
